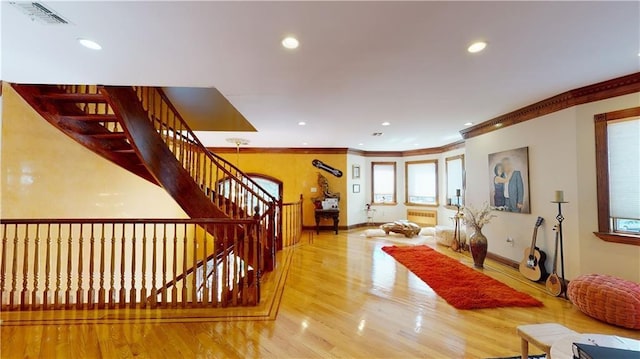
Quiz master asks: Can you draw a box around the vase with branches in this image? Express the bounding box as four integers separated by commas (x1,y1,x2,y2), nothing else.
461,203,497,268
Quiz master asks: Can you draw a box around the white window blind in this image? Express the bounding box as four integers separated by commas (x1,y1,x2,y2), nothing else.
406,161,437,205
372,163,396,203
608,118,640,219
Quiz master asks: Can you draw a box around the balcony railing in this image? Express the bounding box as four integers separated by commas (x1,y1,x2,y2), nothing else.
282,195,304,248
0,218,259,311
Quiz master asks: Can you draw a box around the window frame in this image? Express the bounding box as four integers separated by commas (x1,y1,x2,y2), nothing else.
594,106,640,246
404,159,439,207
371,161,397,205
445,155,465,209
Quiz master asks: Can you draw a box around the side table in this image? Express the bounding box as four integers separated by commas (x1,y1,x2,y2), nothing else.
315,209,339,234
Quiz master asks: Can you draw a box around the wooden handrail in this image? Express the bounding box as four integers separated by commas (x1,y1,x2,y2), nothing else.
139,87,277,206
0,218,260,310
0,218,258,225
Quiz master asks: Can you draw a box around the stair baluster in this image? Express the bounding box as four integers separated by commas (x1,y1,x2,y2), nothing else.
43,224,52,309
76,223,84,309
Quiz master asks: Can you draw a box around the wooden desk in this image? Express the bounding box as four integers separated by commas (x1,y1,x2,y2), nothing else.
315,209,339,234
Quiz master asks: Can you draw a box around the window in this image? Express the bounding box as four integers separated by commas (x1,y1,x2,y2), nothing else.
445,155,465,207
405,160,438,206
371,162,396,204
594,107,640,245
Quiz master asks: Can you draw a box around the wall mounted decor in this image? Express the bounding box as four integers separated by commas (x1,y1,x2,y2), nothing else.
312,159,343,177
353,165,361,179
488,147,531,213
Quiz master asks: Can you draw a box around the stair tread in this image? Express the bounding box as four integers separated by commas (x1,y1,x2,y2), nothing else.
59,114,118,122
38,93,107,102
111,148,136,153
87,132,127,139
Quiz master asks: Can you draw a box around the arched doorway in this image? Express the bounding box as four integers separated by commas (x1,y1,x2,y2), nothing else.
246,173,283,202
246,173,285,249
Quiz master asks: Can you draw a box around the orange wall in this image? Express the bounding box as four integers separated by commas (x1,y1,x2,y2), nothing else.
217,152,348,227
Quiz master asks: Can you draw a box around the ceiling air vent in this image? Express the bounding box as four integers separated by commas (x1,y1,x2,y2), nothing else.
10,2,70,24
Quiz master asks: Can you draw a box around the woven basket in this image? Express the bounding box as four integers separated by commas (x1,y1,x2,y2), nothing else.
568,274,640,329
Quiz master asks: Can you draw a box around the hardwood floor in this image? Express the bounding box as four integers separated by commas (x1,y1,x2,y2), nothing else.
2,229,638,358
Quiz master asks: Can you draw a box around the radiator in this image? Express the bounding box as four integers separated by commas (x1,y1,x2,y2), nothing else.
406,209,438,227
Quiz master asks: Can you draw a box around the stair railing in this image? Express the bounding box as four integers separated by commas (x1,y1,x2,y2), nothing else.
45,85,278,272
0,218,260,311
125,87,278,271
282,195,304,248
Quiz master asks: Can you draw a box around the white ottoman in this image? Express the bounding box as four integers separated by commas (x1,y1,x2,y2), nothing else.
435,225,466,247
435,225,455,246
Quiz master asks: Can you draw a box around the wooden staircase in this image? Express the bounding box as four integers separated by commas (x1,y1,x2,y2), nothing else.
11,83,278,277
13,85,158,184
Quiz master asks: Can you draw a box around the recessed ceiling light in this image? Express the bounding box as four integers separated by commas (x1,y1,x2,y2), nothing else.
467,41,487,53
464,122,474,126
78,38,102,50
358,143,364,146
282,36,299,49
298,121,306,126
302,142,308,145
381,121,391,126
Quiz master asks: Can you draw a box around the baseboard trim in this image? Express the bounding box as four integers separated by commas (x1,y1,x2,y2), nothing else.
486,251,519,269
303,223,386,231
345,222,386,230
303,225,349,232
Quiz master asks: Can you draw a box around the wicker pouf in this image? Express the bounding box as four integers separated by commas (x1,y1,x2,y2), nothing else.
567,274,640,329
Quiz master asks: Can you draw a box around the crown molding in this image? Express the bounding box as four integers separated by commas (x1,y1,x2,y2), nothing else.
353,140,465,158
207,147,351,155
209,140,465,158
460,72,640,139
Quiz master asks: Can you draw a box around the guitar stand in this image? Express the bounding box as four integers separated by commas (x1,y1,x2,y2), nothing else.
552,200,568,299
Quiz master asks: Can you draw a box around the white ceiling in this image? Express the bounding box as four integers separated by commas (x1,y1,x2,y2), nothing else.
2,1,639,150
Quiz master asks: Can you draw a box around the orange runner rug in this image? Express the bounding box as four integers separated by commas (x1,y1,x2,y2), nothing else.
382,245,543,310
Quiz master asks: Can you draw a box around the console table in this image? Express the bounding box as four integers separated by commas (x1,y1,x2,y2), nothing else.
315,209,339,234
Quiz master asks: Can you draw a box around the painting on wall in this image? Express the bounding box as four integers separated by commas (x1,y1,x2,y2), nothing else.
488,147,531,213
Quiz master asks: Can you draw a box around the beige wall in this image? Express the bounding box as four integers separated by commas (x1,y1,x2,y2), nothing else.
350,148,464,226
465,92,640,282
1,82,187,219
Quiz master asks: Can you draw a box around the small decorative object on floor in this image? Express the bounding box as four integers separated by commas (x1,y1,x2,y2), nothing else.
462,203,496,268
380,220,421,238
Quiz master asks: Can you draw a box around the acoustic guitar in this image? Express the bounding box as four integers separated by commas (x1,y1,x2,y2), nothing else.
519,217,547,282
545,225,566,296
